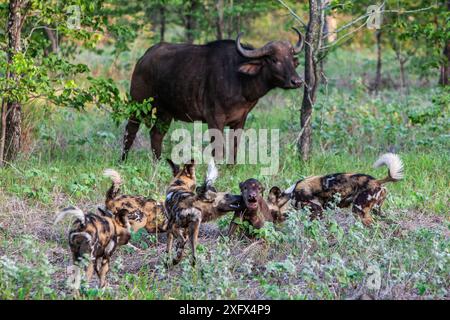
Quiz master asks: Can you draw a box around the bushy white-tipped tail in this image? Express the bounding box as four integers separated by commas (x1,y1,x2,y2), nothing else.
373,153,404,181
284,182,297,195
205,158,219,186
54,206,85,225
103,168,122,187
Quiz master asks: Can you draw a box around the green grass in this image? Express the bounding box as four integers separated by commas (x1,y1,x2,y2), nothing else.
0,48,449,299
1,86,448,213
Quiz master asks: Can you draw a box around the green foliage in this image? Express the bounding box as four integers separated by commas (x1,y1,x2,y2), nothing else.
0,0,448,300
0,236,56,299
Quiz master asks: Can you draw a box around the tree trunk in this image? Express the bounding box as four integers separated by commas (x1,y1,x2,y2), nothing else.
0,100,6,166
439,0,449,86
319,11,328,83
215,0,224,40
374,29,382,94
298,0,323,161
399,58,409,94
185,0,199,44
227,0,233,38
439,40,449,86
44,26,58,55
392,39,408,95
1,0,28,165
160,5,166,42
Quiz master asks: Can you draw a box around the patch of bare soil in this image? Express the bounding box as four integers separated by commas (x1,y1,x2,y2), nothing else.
0,192,447,299
393,210,449,238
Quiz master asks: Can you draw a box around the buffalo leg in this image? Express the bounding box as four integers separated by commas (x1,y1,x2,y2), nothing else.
206,116,225,162
150,118,172,159
122,115,141,161
229,116,248,164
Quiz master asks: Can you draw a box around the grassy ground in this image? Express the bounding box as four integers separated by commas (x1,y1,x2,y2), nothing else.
0,49,449,299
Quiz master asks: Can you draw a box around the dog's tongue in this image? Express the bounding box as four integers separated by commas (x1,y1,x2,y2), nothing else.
247,200,258,209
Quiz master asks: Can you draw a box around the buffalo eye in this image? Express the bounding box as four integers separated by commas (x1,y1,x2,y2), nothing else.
293,57,299,67
271,57,278,64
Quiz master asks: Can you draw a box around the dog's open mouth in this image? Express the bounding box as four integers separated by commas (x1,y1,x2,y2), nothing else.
246,197,258,209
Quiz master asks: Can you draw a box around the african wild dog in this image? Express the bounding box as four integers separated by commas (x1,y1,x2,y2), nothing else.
284,153,404,226
193,159,242,223
164,159,242,266
103,162,241,238
103,169,167,233
228,179,290,236
266,186,291,222
164,159,201,266
54,206,131,292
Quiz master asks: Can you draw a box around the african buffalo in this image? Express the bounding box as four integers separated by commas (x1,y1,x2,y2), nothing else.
122,28,304,162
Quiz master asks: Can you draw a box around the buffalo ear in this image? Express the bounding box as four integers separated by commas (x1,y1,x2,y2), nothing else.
238,60,263,75
166,159,180,176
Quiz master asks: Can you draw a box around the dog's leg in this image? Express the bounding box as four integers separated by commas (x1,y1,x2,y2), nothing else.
99,257,110,288
352,189,379,226
86,261,94,282
189,220,201,266
372,187,387,215
301,200,323,220
67,264,82,296
166,230,174,267
173,229,188,266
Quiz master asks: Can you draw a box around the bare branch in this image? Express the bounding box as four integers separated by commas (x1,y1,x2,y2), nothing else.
276,0,307,28
323,2,435,39
320,3,436,51
320,20,368,50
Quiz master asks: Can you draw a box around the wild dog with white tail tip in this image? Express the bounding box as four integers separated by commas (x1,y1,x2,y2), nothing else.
285,153,404,226
54,206,131,292
103,161,241,236
164,159,242,266
103,168,167,233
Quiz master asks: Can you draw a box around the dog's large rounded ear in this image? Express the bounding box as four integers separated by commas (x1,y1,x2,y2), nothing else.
184,159,195,177
269,186,282,197
116,209,129,226
166,159,180,176
268,186,281,203
260,182,265,195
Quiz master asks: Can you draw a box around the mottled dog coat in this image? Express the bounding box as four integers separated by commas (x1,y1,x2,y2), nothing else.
103,162,241,248
54,206,131,292
164,159,242,266
285,153,404,226
103,169,167,233
165,159,201,266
